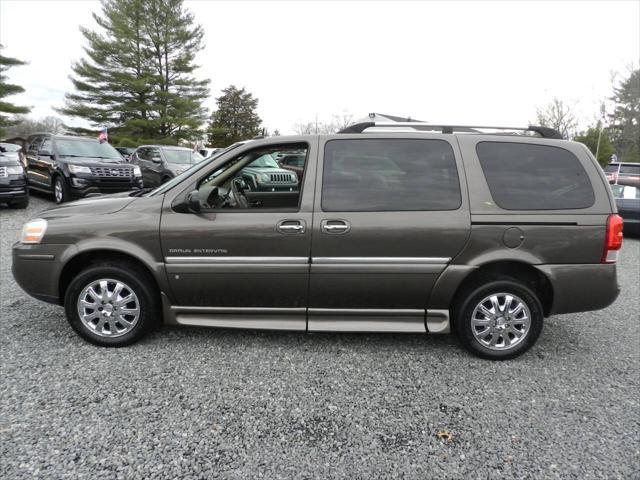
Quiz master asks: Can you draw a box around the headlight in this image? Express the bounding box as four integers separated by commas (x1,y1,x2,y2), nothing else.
6,165,24,175
259,173,270,183
20,219,48,244
68,164,92,174
133,166,141,176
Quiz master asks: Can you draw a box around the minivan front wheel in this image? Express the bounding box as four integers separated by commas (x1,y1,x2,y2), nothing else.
64,263,159,346
453,279,543,360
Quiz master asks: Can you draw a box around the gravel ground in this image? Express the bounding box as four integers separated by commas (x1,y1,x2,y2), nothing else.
1,194,639,479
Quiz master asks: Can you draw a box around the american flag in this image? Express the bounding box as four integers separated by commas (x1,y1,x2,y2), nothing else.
98,127,108,144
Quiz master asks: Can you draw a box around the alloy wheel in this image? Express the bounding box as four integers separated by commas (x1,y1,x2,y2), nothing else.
77,279,140,337
470,293,531,351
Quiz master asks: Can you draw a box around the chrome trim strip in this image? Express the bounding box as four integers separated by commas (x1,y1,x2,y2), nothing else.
312,257,451,264
171,306,306,315
175,314,306,331
426,309,450,334
165,256,308,264
308,308,423,316
16,254,55,260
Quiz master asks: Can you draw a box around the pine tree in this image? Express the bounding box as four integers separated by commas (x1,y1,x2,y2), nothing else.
609,68,640,163
59,0,209,142
207,86,262,147
0,45,30,137
143,0,209,140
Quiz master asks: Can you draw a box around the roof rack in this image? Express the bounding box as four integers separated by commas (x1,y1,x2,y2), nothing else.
337,122,563,139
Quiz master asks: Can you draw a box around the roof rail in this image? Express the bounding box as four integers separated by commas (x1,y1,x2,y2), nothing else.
337,122,563,139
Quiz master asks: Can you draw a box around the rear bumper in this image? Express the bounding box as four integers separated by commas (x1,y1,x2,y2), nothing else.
535,263,620,315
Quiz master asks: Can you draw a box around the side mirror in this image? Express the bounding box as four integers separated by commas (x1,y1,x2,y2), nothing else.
151,156,162,163
187,189,201,212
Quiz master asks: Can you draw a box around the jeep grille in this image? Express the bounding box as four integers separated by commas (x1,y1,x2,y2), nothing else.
269,173,295,183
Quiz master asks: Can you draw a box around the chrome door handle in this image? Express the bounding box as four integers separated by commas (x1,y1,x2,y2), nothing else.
321,220,351,234
277,220,306,234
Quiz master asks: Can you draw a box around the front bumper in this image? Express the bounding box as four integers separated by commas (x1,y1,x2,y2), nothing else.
12,243,76,305
68,175,143,198
0,176,28,202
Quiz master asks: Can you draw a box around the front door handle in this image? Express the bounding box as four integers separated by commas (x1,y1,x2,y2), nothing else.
277,219,306,234
321,219,351,234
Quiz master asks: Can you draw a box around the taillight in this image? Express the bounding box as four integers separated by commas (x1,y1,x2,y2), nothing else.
601,214,623,263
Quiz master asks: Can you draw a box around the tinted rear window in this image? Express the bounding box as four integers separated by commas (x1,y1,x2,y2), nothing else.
322,139,461,212
476,142,595,210
620,164,640,175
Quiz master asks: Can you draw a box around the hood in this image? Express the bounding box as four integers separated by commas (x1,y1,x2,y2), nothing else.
166,162,191,173
37,191,138,220
243,166,294,175
60,156,127,165
0,155,21,166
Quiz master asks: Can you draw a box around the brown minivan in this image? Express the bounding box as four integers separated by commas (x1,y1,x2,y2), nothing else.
12,123,622,359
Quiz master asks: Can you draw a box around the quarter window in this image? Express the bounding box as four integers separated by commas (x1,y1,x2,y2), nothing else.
476,142,595,210
321,139,461,212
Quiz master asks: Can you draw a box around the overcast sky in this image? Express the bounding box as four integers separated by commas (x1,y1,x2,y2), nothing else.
1,0,638,134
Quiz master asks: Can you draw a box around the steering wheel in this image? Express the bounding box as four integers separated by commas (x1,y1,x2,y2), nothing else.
231,177,250,209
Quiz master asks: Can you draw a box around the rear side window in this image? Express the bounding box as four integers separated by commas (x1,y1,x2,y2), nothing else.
619,164,640,175
322,139,461,212
476,142,595,210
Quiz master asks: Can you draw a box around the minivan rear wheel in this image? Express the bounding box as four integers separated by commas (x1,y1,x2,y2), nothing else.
64,263,159,347
453,279,543,360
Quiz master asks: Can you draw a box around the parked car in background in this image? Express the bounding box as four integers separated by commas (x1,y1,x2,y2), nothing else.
25,134,143,203
277,152,306,180
0,142,27,168
12,123,622,360
130,145,205,188
115,147,136,161
199,147,220,158
0,144,29,208
604,162,640,187
611,184,640,236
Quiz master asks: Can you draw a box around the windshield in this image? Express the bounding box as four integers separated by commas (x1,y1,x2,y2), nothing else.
0,143,21,152
164,149,204,165
55,139,122,159
147,143,242,196
248,154,279,168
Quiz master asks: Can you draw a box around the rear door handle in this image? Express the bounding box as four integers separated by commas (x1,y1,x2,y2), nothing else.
277,219,306,234
321,219,351,234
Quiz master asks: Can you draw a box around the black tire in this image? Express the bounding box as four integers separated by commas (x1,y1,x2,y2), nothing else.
53,175,69,204
9,197,29,209
64,262,160,347
453,278,543,360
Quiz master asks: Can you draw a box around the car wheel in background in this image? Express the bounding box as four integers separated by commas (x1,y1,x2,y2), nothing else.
53,176,69,204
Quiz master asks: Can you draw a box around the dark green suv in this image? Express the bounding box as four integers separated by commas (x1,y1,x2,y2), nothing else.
12,123,622,359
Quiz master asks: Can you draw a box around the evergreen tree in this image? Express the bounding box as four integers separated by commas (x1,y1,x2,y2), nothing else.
609,68,640,163
574,124,616,167
207,86,262,147
143,0,209,140
0,45,30,137
59,0,209,142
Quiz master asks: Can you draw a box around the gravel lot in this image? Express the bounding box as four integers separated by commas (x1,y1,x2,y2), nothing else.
1,194,639,479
